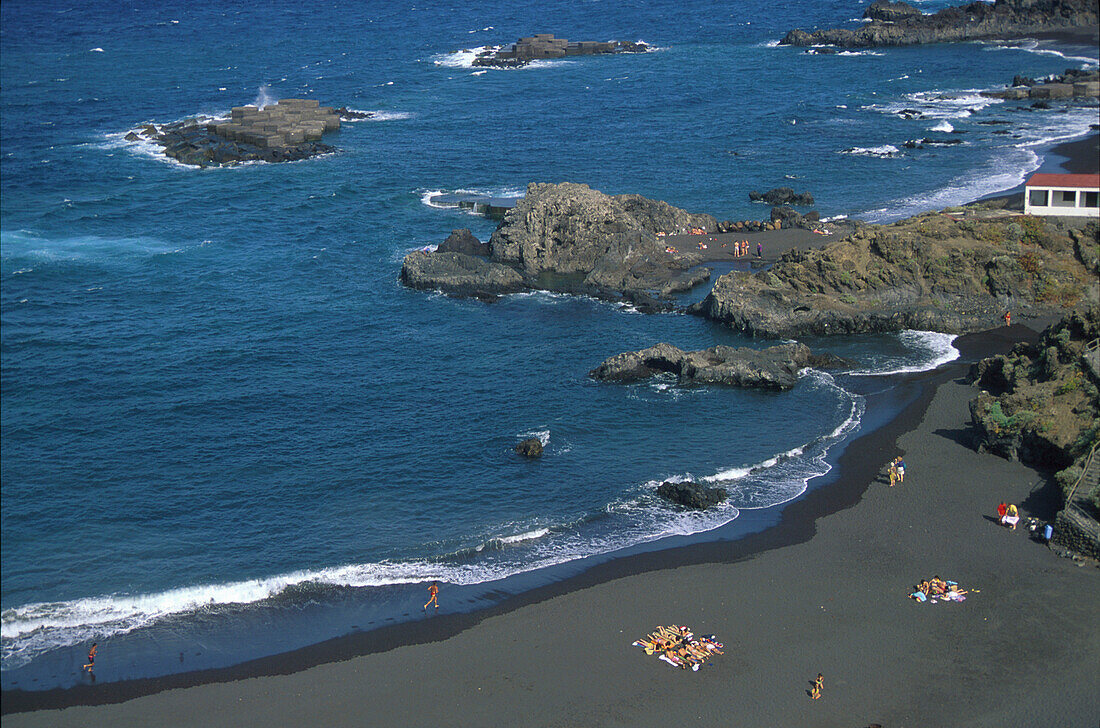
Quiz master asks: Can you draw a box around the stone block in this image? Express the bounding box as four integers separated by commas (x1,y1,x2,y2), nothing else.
1002,87,1029,100
1044,83,1073,98
278,98,320,108
1074,81,1100,97
321,116,340,131
1028,86,1052,99
231,106,259,119
284,130,305,145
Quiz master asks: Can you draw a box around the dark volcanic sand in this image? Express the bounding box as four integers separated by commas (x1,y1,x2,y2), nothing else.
6,324,1098,727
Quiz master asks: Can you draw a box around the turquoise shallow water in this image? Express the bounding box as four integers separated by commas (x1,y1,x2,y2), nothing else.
1,0,1096,688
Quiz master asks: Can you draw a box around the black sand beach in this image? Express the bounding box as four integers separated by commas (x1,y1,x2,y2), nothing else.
5,325,1098,727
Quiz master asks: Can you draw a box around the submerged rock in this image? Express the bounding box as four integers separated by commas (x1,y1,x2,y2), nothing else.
749,187,815,206
515,438,544,458
656,481,728,509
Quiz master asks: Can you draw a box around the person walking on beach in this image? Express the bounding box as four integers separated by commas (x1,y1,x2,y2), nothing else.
82,642,97,672
887,459,898,487
997,502,1008,521
894,457,905,484
1003,310,1011,327
424,582,440,610
757,241,763,258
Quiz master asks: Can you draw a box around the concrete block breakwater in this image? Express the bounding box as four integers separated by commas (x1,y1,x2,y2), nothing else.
211,99,341,149
126,99,369,167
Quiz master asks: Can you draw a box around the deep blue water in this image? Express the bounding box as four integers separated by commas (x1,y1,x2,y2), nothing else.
2,0,1097,689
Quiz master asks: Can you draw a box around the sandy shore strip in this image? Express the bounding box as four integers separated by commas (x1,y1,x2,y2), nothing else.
6,325,1097,727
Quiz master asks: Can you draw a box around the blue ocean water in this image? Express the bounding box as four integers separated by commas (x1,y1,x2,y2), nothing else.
1,0,1096,689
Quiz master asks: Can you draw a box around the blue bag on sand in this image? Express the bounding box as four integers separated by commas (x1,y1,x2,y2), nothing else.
1043,524,1053,541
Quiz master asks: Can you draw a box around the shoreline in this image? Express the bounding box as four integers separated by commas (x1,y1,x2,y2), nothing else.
0,323,1051,716
8,320,1097,726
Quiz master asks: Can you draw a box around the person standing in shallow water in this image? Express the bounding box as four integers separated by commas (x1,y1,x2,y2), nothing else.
424,582,439,610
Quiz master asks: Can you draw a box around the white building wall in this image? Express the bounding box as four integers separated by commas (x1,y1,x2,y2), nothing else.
1023,186,1100,218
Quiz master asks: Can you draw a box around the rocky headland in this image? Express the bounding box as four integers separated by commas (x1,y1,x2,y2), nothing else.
780,0,1099,48
982,68,1100,102
128,99,369,167
402,182,719,308
588,342,849,391
967,307,1099,558
471,34,650,69
690,213,1098,338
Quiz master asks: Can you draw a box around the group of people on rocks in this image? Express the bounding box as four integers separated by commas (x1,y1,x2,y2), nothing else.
909,575,969,603
632,625,724,671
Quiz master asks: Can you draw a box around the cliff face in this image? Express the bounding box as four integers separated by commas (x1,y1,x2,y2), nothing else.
690,213,1096,338
968,308,1100,510
781,0,1099,48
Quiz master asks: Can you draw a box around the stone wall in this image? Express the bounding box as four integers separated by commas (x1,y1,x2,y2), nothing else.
1052,506,1100,560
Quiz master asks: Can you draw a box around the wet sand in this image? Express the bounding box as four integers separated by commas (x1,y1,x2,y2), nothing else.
7,325,1098,727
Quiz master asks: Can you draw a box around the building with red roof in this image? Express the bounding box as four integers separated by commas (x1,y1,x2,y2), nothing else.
1024,172,1100,218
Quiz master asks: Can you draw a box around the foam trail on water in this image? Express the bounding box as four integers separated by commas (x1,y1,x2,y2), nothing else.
848,331,959,376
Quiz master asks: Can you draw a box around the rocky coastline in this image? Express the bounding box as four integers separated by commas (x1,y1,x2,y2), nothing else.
967,307,1100,558
690,213,1097,338
128,99,370,167
981,68,1100,102
780,0,1099,49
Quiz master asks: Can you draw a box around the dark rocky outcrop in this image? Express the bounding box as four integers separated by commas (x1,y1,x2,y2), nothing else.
967,307,1099,479
515,438,544,458
401,182,717,304
589,342,850,390
689,213,1097,338
400,250,525,302
864,1,923,22
472,34,650,69
656,480,728,509
438,229,491,257
131,99,366,167
749,187,815,206
780,0,1099,48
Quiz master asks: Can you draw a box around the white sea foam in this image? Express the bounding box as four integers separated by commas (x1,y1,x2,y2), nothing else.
865,89,1003,120
433,46,492,69
979,39,1098,67
759,40,781,48
90,47,104,53
836,50,884,57
520,429,551,447
356,110,413,121
252,84,276,109
848,331,959,376
930,120,954,132
860,104,1097,222
840,145,900,157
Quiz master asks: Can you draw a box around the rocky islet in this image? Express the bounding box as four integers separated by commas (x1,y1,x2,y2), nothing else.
126,99,371,167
